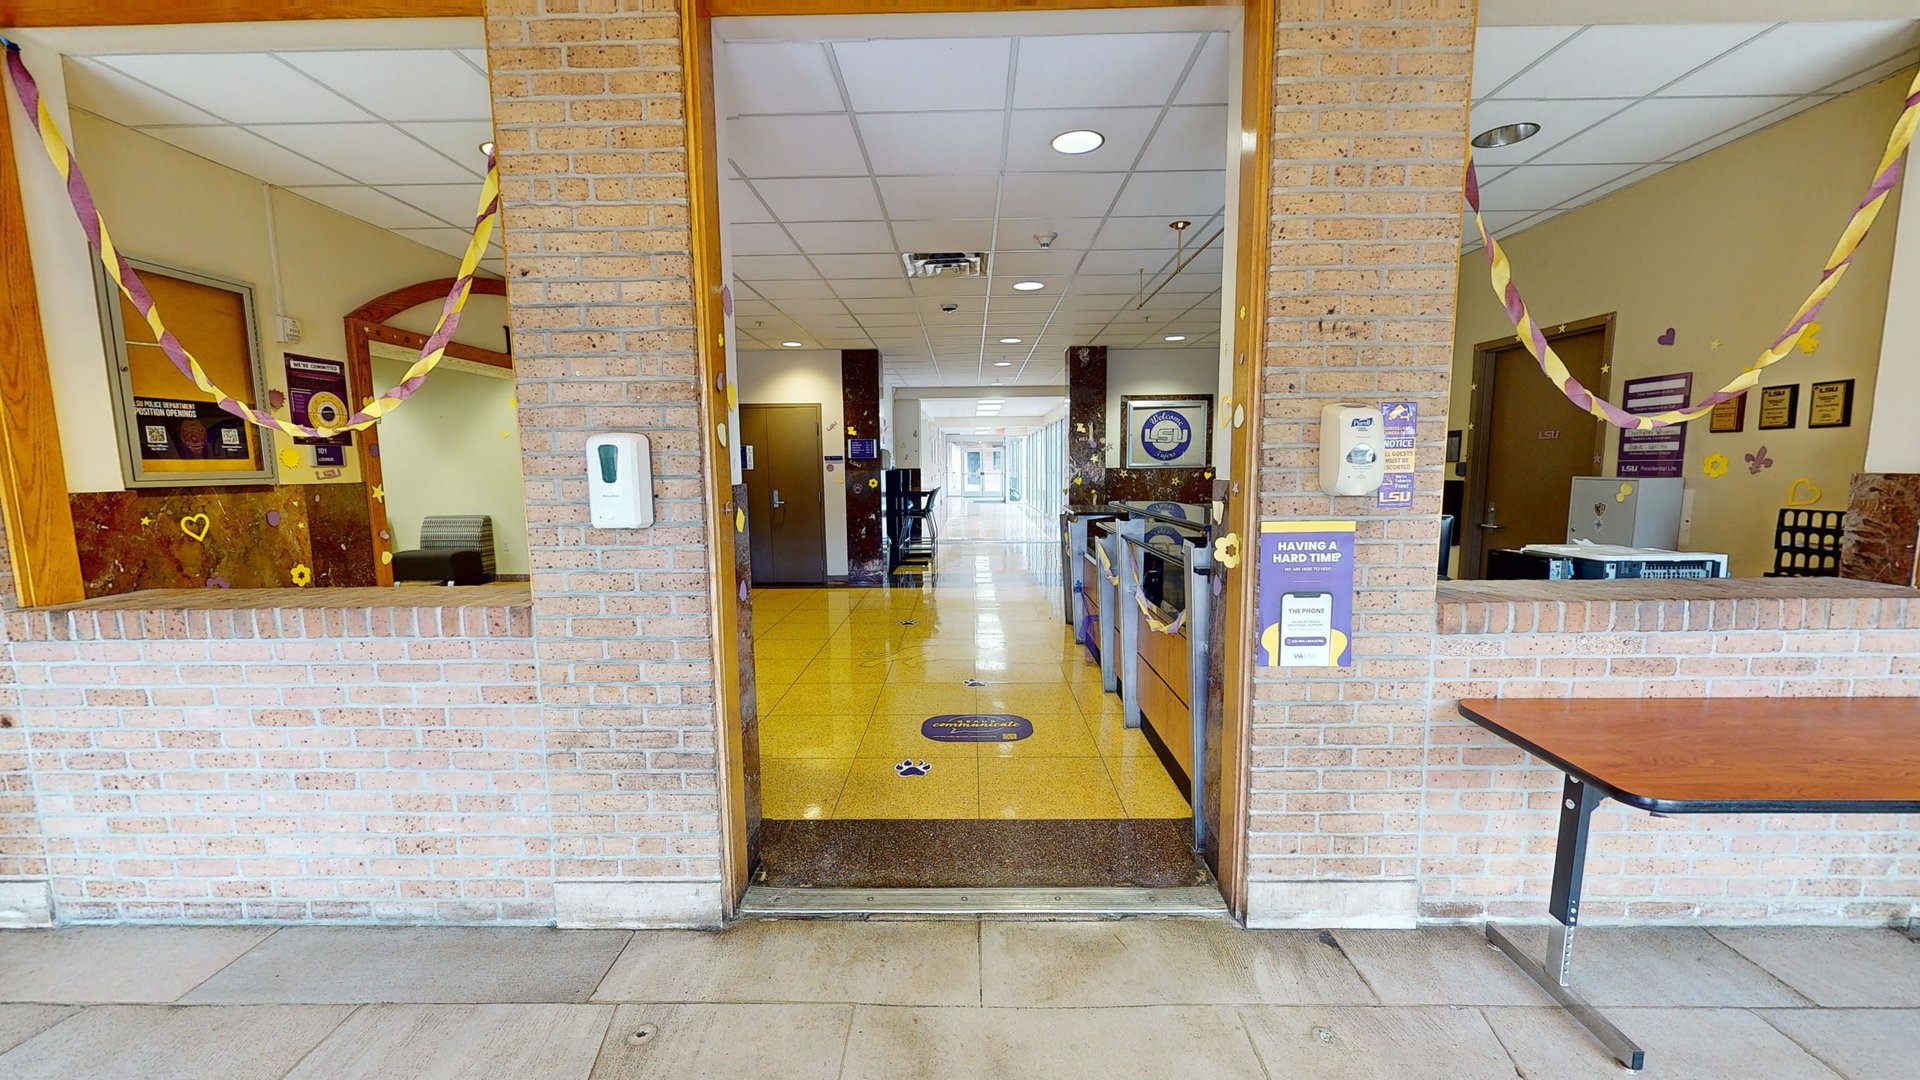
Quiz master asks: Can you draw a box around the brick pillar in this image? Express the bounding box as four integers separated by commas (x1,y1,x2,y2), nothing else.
486,0,726,927
1245,0,1475,927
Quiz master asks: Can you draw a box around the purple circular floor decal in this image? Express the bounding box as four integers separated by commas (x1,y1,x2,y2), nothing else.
922,714,1033,743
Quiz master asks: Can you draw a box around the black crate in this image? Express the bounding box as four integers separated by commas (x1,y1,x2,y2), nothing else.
1767,508,1844,577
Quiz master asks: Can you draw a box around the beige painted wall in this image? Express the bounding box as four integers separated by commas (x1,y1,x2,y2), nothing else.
736,350,848,578
370,345,529,577
1105,348,1222,467
62,111,505,492
1449,71,1911,576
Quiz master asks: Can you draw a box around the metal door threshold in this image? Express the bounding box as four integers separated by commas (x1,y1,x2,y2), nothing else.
737,885,1231,919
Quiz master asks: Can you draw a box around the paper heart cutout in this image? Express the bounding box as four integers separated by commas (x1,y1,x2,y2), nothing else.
1787,478,1823,507
179,513,211,542
1657,327,1676,346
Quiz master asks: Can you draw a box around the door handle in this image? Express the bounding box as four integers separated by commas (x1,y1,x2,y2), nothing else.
771,489,784,509
1480,522,1504,530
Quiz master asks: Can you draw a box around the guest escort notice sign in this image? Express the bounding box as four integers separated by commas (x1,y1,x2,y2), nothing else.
1616,373,1692,478
1256,521,1356,668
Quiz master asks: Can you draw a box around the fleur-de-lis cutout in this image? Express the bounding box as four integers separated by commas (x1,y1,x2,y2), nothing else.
1745,446,1774,474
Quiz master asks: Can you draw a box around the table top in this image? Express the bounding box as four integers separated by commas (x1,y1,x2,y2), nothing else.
1458,697,1920,814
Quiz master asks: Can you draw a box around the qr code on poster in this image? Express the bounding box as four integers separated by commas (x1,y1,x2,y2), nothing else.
144,424,167,446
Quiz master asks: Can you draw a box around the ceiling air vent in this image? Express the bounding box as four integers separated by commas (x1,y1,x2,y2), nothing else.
902,251,988,278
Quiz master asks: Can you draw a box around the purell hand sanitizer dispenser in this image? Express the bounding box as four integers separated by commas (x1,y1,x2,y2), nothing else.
585,433,653,529
1319,403,1386,496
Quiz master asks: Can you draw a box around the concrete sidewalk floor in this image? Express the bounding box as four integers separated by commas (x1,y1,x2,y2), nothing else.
0,920,1916,1078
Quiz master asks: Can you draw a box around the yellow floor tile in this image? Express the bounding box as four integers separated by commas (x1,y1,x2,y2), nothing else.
759,713,870,758
760,757,850,820
752,660,811,685
978,684,1083,715
978,756,1123,819
972,660,1073,683
1108,753,1192,818
1087,712,1156,760
893,660,980,684
976,712,1099,759
795,656,892,684
764,681,885,717
857,713,982,761
754,681,794,711
874,684,979,715
834,756,979,818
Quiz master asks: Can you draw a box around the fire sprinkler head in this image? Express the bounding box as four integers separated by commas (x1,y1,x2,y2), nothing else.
1035,231,1058,249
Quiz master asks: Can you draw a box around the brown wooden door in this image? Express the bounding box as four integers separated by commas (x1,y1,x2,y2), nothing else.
1462,316,1614,578
740,404,826,584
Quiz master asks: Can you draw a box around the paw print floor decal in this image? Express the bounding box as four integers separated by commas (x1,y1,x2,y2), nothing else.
894,760,932,777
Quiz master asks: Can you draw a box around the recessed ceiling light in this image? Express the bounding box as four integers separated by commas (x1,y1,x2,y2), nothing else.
1471,122,1540,149
999,337,1023,344
781,341,803,348
1164,335,1187,342
993,361,1013,367
1051,129,1105,155
479,140,495,156
1012,281,1045,292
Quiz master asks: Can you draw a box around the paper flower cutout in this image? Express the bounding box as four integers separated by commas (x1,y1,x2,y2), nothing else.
290,564,313,587
205,576,230,589
1799,322,1823,353
1615,483,1634,503
1702,453,1729,478
1213,533,1241,569
268,389,286,410
278,447,301,469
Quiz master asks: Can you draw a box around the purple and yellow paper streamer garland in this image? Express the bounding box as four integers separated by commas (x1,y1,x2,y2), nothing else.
3,41,500,439
1467,66,1920,430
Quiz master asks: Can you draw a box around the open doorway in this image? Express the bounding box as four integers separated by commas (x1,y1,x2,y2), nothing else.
707,7,1254,907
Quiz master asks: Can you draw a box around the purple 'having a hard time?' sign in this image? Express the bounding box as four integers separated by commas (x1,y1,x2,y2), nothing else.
922,714,1033,743
1616,373,1692,479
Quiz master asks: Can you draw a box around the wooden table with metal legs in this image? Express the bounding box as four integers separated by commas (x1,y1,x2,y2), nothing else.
1458,697,1920,1072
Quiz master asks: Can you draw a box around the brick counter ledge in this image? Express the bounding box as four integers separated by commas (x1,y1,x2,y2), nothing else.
1436,577,1920,636
1,583,544,925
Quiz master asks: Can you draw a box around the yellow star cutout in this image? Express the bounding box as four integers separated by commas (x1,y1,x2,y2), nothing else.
139,516,152,526
1600,364,1611,374
1710,339,1723,350
371,485,385,503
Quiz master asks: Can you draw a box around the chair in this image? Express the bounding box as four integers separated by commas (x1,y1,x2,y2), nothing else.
895,488,940,568
392,515,497,586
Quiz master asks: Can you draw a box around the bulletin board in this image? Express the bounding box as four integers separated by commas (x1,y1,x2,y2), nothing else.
98,259,278,487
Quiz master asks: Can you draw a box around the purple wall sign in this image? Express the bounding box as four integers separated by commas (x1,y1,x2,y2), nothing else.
1376,400,1418,508
1615,373,1692,478
922,714,1033,743
1255,520,1356,668
287,354,351,468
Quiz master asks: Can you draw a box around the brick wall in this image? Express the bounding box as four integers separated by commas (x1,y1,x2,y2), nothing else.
1424,584,1920,924
485,0,730,920
1244,0,1475,923
7,601,547,923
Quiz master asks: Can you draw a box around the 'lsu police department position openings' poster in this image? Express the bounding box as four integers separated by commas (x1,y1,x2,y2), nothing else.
1256,520,1356,668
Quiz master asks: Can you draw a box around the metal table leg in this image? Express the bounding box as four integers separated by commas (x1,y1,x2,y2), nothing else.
1486,773,1646,1072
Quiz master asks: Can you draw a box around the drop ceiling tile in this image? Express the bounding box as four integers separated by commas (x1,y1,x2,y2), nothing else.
1494,24,1771,100
720,41,842,115
1012,33,1202,109
1479,163,1643,210
989,250,1081,278
1092,215,1212,250
834,38,1012,112
810,252,903,278
999,171,1125,217
1136,105,1231,171
279,49,490,122
728,222,800,256
1529,96,1796,165
748,279,836,299
784,222,897,256
394,226,479,258
1565,163,1670,205
1464,97,1635,165
727,114,865,178
1666,20,1920,96
65,58,222,126
775,299,849,315
95,53,370,123
752,177,883,221
403,120,493,174
1174,32,1230,106
253,122,473,183
1822,53,1918,95
1078,247,1189,276
1109,170,1224,218
879,174,1000,219
834,278,915,299
1471,26,1582,98
723,179,776,223
286,185,443,229
1005,107,1158,172
844,297,918,314
856,313,923,327
142,125,350,185
994,217,1104,249
859,111,1005,176
734,254,818,280
911,276,988,296
1672,99,1821,160
380,183,490,226
893,219,996,251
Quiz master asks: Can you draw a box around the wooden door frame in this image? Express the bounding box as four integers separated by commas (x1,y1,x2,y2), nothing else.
341,277,510,586
1460,313,1615,578
737,402,827,584
684,0,1272,920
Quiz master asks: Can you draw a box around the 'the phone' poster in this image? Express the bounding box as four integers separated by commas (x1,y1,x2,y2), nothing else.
1257,520,1356,668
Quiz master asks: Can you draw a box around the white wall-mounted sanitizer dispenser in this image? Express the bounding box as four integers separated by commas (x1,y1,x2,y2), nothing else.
586,433,654,529
1319,403,1386,496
